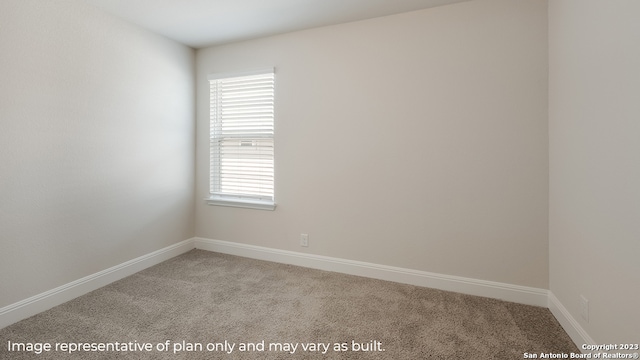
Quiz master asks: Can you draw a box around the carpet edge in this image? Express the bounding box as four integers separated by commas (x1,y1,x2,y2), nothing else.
548,292,595,353
0,238,196,329
194,237,548,307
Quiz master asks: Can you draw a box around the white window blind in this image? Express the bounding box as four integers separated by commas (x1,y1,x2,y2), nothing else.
208,69,275,210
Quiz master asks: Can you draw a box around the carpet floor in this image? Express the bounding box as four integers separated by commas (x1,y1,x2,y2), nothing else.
0,250,578,359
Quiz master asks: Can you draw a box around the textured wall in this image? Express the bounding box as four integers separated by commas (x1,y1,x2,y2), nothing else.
549,0,640,343
0,0,195,307
196,0,549,288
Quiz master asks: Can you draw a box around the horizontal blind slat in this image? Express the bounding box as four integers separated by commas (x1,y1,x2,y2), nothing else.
209,70,275,201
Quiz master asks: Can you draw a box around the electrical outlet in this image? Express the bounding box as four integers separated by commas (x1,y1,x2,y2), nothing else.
300,233,309,247
580,295,589,322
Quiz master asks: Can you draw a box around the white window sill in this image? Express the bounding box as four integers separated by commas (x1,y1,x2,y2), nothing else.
205,197,276,211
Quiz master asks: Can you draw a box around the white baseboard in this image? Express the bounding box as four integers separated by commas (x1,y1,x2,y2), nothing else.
194,237,549,307
3,235,591,352
0,238,196,329
548,292,595,351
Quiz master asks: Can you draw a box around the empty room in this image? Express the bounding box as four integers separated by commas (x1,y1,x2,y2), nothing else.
1,0,638,358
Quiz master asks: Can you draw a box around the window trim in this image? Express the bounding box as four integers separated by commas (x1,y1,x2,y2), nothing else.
206,68,276,211
205,197,275,211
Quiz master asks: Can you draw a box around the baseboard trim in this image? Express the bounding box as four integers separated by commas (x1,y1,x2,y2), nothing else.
548,292,594,351
0,238,196,329
194,237,548,307
3,236,591,349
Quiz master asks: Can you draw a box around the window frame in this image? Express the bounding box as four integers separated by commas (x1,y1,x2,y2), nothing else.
206,68,276,211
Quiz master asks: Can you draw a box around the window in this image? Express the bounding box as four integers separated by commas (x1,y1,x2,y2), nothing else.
207,69,275,210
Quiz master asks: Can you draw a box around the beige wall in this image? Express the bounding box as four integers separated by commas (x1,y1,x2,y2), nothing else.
0,0,195,307
3,0,637,344
549,0,640,343
196,0,549,288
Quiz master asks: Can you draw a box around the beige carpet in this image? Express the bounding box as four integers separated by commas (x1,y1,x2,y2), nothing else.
0,250,578,359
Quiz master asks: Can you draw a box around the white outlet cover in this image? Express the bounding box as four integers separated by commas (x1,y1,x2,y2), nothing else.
580,295,589,322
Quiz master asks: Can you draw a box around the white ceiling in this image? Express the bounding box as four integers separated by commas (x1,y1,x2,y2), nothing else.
83,0,471,48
